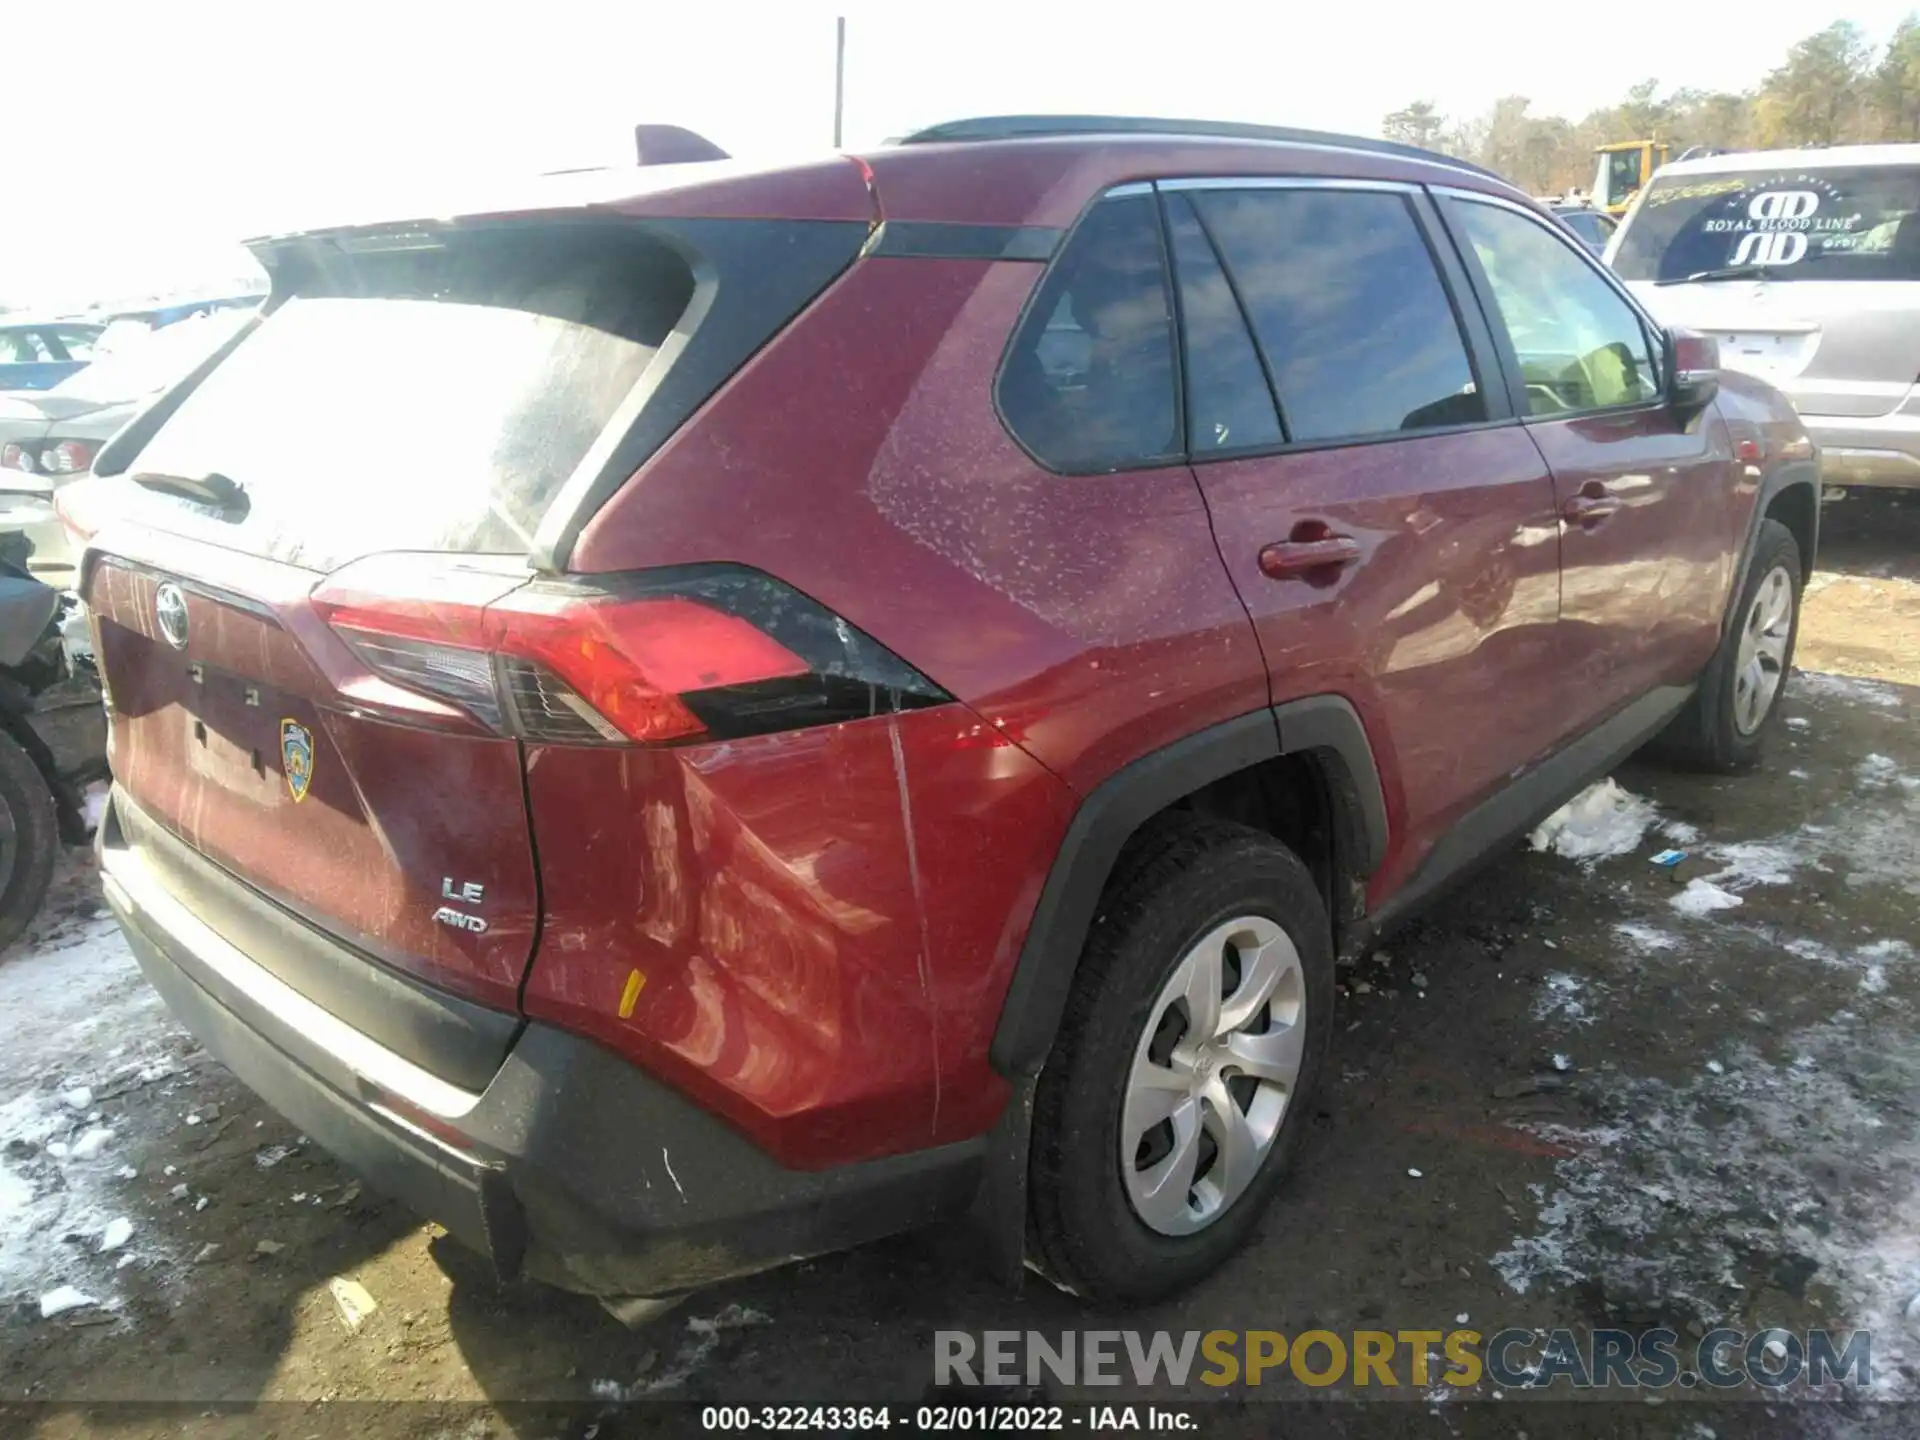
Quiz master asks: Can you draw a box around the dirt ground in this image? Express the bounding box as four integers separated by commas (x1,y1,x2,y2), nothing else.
2,495,1918,1440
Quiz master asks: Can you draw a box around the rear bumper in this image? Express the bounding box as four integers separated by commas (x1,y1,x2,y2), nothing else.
101,798,983,1299
1804,413,1920,491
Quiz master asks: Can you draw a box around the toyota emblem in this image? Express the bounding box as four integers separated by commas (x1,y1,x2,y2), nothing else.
155,583,190,650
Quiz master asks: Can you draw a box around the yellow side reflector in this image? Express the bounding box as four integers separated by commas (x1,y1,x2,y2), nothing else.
617,969,647,1019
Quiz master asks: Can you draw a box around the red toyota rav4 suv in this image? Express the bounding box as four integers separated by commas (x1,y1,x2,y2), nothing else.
81,117,1816,1311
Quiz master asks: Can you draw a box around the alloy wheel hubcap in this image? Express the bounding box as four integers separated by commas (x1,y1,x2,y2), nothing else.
1733,565,1794,736
1120,915,1306,1236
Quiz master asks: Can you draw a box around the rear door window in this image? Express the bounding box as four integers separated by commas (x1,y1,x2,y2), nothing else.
123,227,695,570
1450,198,1660,416
1161,193,1282,454
1191,188,1487,443
1613,165,1920,283
998,193,1181,473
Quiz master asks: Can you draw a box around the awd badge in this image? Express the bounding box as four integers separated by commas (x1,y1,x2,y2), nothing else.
280,719,315,803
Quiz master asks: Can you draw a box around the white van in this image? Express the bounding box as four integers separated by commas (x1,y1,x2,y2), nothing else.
1608,144,1920,491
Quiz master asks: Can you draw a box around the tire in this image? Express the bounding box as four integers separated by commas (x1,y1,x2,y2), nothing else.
0,728,58,953
1029,815,1334,1305
1655,518,1803,773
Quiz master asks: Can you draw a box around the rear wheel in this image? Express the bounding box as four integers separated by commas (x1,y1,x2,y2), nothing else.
1029,816,1332,1304
1655,518,1802,772
0,729,57,953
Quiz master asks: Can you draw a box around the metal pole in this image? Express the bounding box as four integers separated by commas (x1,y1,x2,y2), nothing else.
833,16,846,148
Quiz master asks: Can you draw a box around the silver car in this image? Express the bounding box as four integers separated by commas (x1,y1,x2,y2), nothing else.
1609,144,1920,491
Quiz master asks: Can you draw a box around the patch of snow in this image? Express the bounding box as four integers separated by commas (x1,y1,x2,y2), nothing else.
98,1217,133,1252
1615,921,1680,954
639,1304,773,1393
1858,754,1902,790
1701,839,1803,892
1660,819,1701,845
1786,717,1811,731
1529,779,1658,864
1493,1029,1920,1393
1795,671,1903,709
0,865,184,1305
39,1285,96,1318
1672,879,1743,917
1533,972,1596,1025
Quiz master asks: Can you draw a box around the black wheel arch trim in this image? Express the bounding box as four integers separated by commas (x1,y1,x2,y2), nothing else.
988,696,1387,1077
1725,456,1819,642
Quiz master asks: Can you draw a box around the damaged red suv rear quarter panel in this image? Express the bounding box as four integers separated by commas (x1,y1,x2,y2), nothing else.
526,247,1266,1169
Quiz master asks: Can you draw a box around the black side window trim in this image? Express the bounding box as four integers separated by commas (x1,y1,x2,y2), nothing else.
1161,189,1295,445
1433,189,1672,424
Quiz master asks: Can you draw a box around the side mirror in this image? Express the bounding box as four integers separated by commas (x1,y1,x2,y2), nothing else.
1666,327,1720,423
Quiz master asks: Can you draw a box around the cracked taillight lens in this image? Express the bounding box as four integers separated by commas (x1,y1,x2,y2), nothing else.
311,559,949,745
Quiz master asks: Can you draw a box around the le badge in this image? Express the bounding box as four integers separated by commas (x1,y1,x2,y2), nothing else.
280,719,315,803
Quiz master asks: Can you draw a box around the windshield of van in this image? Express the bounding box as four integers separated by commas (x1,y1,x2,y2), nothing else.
1612,164,1920,283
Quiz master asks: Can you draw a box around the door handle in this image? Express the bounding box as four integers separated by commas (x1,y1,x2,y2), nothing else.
1563,493,1621,528
1258,535,1361,579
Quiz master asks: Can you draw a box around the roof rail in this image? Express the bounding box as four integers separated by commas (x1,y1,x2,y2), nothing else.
891,114,1502,181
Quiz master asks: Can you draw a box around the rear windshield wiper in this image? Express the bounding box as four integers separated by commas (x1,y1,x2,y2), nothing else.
1656,264,1773,286
131,470,249,514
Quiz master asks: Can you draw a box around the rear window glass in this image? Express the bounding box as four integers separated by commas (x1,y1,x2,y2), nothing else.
1613,165,1920,283
997,193,1180,473
126,227,693,569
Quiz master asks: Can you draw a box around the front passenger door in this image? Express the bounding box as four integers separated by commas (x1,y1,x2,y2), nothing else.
1441,193,1741,718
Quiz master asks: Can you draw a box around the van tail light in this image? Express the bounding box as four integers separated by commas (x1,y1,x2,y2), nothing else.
1,443,29,474
310,559,951,746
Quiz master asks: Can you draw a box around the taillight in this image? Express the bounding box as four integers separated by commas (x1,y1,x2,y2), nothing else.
42,440,96,475
1,444,30,474
311,560,949,746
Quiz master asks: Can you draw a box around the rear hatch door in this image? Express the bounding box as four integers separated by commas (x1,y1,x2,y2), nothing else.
85,219,702,1032
85,208,870,1076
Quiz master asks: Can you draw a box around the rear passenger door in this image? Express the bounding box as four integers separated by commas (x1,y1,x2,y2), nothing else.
1439,192,1738,717
1163,180,1569,901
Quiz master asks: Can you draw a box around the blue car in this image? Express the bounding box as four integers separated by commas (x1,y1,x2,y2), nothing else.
0,321,103,391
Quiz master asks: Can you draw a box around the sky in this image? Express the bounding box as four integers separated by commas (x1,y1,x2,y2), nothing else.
5,0,1913,310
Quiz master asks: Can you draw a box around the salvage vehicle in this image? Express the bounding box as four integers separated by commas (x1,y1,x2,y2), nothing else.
81,116,1819,1313
0,320,102,392
1611,143,1920,494
0,526,107,948
1552,203,1616,256
0,309,258,584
